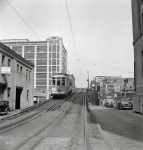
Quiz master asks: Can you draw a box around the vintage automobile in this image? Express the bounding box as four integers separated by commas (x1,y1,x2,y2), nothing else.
0,101,10,115
117,101,133,110
104,102,110,108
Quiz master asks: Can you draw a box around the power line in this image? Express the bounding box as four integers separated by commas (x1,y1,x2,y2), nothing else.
64,0,79,60
68,58,134,74
64,0,83,75
5,0,41,40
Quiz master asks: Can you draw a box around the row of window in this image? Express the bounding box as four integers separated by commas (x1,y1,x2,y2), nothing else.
27,58,61,65
49,59,60,65
17,64,31,82
7,88,29,101
12,45,61,53
1,55,11,67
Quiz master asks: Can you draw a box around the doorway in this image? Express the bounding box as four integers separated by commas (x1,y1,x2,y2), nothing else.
15,88,22,109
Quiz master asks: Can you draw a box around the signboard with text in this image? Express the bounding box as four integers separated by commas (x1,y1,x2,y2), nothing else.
95,76,122,100
1,67,11,74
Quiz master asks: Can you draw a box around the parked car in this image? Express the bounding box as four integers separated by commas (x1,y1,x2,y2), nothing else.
109,102,114,108
104,102,110,108
0,101,10,115
117,101,133,110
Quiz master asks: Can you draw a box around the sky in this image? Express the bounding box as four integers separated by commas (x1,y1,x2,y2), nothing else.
0,0,134,88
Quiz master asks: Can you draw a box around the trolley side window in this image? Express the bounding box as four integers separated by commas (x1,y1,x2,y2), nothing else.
52,78,55,85
62,78,65,86
57,78,60,86
69,79,72,86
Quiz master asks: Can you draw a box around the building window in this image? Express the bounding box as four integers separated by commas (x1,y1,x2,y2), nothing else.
49,66,51,72
29,71,31,81
52,59,56,65
49,45,51,52
49,53,51,58
49,59,51,65
27,90,29,101
37,53,47,58
57,53,59,58
57,59,59,65
57,45,59,52
7,87,11,97
12,46,22,55
17,64,19,72
52,53,56,58
20,66,23,73
8,59,11,67
57,66,59,72
37,46,47,52
2,55,5,66
52,66,56,72
53,45,56,52
25,46,34,52
26,69,28,81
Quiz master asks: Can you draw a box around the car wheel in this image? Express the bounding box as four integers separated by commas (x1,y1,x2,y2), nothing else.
5,110,10,115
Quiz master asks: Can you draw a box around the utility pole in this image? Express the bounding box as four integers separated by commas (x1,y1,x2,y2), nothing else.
87,70,89,90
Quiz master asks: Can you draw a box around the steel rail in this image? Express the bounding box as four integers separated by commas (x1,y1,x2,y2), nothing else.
0,89,79,123
84,91,91,150
0,90,79,135
0,98,52,123
12,89,80,150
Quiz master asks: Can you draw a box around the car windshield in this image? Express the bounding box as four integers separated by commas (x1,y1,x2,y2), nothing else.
0,101,8,105
0,102,5,105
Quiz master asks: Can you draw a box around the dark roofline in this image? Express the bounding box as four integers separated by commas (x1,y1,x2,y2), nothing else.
0,42,34,68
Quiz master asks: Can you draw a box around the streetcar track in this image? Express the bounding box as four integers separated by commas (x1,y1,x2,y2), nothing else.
84,91,90,150
0,99,52,123
12,89,80,150
0,89,79,124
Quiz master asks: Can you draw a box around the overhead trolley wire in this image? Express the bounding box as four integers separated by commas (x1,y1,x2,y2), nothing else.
5,0,42,41
64,0,79,60
68,58,134,74
64,0,83,75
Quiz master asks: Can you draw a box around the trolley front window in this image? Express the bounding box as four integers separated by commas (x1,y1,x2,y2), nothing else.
57,78,60,86
62,78,65,86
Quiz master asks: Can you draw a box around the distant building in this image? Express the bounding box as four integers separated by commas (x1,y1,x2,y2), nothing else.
1,36,67,100
95,76,122,105
131,0,143,113
0,42,34,110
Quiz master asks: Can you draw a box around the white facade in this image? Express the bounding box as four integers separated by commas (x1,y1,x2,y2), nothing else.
1,36,67,92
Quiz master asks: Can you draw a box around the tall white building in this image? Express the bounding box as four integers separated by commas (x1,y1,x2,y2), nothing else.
1,36,67,92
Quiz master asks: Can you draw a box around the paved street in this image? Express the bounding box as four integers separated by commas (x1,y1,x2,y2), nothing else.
89,105,143,150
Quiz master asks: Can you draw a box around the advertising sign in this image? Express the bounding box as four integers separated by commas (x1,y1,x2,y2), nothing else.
1,67,11,75
95,76,121,100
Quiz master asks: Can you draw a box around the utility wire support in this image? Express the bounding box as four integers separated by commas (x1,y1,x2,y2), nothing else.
5,0,41,41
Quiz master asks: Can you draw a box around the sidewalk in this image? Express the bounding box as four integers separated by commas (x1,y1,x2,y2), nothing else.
0,109,21,120
88,104,113,150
